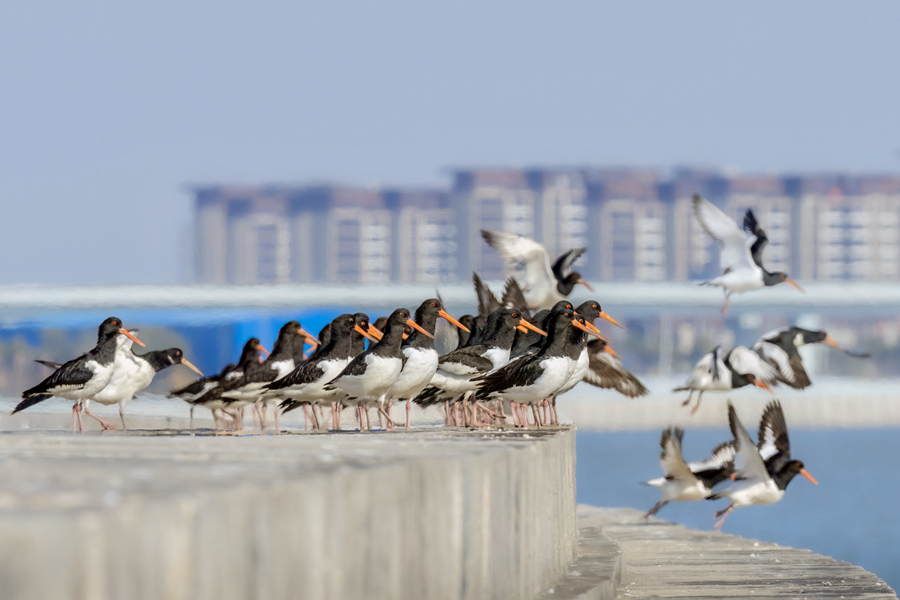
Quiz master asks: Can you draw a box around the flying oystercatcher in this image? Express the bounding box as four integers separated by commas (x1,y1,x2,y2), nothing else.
675,345,777,413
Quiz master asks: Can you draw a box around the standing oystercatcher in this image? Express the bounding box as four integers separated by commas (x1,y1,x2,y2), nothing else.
477,309,594,428
169,362,238,429
268,313,379,431
417,308,544,426
186,337,268,431
693,195,804,314
675,345,778,413
325,308,430,431
87,347,203,430
386,299,470,431
642,428,735,518
481,230,593,310
221,321,312,430
14,317,144,432
753,326,869,390
710,400,817,530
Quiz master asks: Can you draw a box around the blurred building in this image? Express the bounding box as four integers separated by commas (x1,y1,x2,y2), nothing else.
192,170,900,284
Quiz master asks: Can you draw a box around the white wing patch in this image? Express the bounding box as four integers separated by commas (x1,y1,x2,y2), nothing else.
693,196,756,275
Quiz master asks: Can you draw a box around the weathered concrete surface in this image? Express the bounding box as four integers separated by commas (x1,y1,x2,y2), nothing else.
581,505,896,599
0,426,576,600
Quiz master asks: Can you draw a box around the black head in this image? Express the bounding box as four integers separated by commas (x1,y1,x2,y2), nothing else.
764,271,804,293
795,328,828,346
775,459,817,491
238,337,266,365
373,316,389,332
575,301,602,323
557,272,592,296
98,316,125,341
415,298,443,322
330,313,358,337
353,313,371,331
386,308,412,329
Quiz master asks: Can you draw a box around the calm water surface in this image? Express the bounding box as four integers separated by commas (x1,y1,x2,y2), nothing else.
577,428,900,590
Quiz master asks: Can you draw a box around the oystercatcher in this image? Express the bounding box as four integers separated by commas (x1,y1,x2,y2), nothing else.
477,309,594,427
753,326,870,390
221,321,313,430
454,315,476,349
693,195,804,314
169,362,238,429
386,298,470,431
86,347,203,430
675,345,777,413
643,427,735,518
14,317,144,432
187,337,268,431
325,308,430,431
269,313,379,431
417,308,544,426
710,400,817,530
481,229,593,310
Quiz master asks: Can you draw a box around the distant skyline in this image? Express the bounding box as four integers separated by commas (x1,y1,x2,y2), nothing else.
1,1,898,285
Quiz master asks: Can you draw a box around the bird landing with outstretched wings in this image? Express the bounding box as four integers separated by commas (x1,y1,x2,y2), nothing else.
480,229,593,310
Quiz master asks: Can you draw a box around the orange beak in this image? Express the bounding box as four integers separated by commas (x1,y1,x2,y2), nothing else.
519,318,547,336
119,328,145,347
516,325,529,334
754,378,773,394
604,344,619,358
355,324,381,344
730,473,736,480
439,309,470,332
256,344,270,357
598,310,626,330
180,357,204,376
571,318,602,338
367,325,384,341
786,278,805,293
407,318,434,339
298,327,321,347
800,468,818,485
582,321,608,341
825,336,843,350
578,278,594,292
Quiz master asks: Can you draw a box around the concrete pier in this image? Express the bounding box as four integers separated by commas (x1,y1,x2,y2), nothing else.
0,422,893,599
0,426,575,600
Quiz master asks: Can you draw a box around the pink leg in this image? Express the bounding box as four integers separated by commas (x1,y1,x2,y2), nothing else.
405,398,413,431
303,405,310,431
76,404,85,433
542,399,549,426
714,504,734,531
84,405,117,430
274,405,280,433
72,404,78,433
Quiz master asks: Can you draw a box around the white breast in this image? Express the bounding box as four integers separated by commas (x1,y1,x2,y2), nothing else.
482,347,511,369
390,348,439,399
334,354,402,401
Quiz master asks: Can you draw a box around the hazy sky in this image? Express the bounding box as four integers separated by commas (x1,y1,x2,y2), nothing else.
1,1,898,285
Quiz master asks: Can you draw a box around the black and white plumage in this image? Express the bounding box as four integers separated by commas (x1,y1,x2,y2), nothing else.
182,337,268,430
169,362,238,429
674,345,777,413
14,317,144,432
325,308,431,431
481,229,593,310
693,195,804,314
753,326,869,390
710,401,818,530
477,310,593,426
643,428,735,518
582,338,649,398
86,346,203,430
221,321,313,429
417,308,545,410
268,313,379,430
387,299,470,431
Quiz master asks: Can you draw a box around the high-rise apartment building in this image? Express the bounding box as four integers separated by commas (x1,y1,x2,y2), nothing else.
191,170,900,285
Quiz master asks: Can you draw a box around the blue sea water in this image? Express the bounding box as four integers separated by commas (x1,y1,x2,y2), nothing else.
576,428,900,590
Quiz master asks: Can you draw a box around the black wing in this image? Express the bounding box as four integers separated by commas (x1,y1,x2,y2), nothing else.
743,209,769,269
690,440,736,488
325,353,370,388
551,247,586,280
266,359,327,390
582,340,648,398
501,277,530,317
475,355,541,395
15,356,97,413
757,400,791,470
35,359,63,370
473,272,501,316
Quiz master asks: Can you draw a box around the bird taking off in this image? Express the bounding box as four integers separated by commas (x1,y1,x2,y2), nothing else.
693,195,803,314
481,229,592,310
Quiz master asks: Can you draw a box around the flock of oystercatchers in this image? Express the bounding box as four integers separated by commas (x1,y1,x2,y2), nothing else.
11,195,869,530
